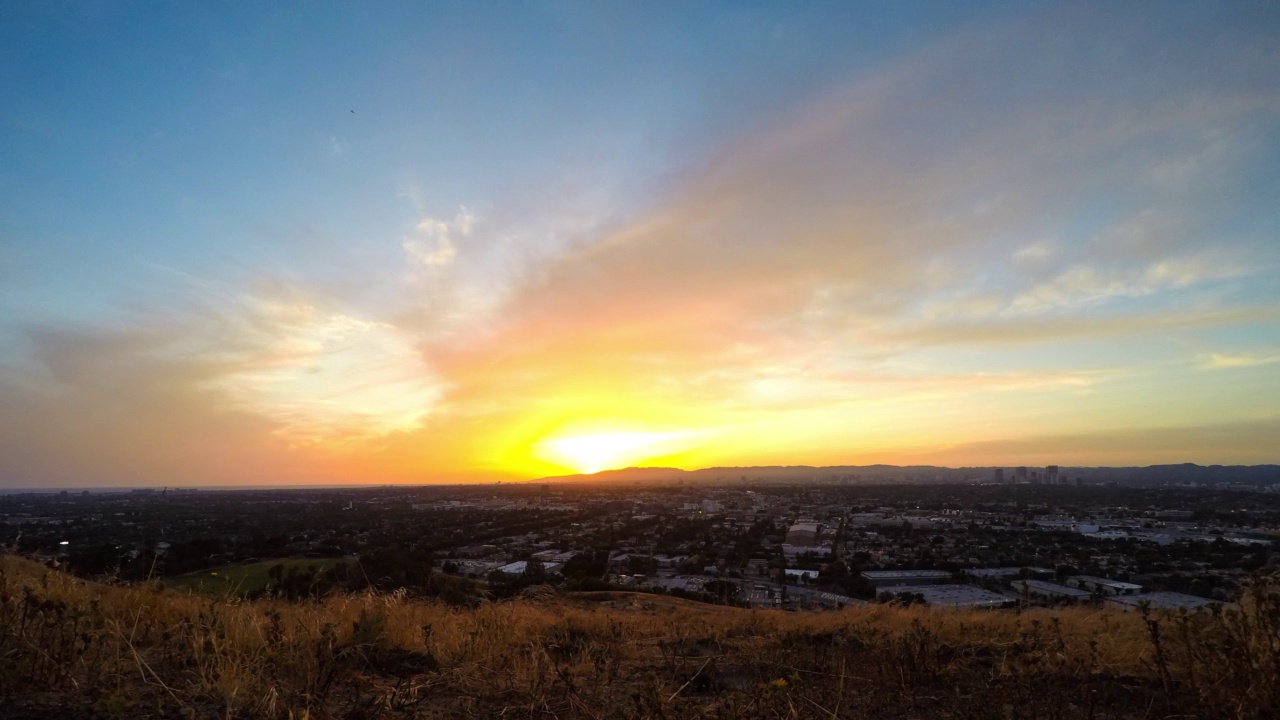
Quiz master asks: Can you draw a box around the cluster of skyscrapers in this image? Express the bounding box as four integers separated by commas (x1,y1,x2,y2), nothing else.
992,465,1077,485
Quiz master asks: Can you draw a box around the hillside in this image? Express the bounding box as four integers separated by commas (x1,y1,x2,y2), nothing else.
166,557,351,596
1,556,1276,719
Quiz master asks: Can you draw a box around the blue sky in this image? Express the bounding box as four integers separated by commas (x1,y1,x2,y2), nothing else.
2,3,1036,310
1,2,1278,486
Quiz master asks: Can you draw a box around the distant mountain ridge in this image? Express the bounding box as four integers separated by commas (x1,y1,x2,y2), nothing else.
538,463,1280,486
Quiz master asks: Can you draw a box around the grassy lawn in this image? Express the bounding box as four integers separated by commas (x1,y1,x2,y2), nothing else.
166,557,349,595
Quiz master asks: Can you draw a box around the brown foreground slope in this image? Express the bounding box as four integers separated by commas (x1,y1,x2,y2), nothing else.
1,556,1276,720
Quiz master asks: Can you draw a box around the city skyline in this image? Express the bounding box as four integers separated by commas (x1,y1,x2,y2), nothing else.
2,2,1279,487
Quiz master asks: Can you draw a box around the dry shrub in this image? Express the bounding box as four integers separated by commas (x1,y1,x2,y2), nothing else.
1,556,1276,719
1141,581,1280,720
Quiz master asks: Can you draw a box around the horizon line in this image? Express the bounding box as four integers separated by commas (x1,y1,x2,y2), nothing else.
4,460,1278,493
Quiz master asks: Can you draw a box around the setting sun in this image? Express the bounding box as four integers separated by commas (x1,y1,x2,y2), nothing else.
533,430,696,475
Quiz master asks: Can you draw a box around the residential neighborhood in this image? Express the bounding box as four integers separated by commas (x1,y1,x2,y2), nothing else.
3,473,1276,610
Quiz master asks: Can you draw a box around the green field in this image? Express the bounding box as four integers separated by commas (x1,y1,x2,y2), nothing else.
166,557,350,595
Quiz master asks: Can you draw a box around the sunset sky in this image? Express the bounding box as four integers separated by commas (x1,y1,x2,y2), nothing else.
2,2,1279,487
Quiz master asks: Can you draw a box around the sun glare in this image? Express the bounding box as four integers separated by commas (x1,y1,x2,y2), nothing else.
533,430,692,474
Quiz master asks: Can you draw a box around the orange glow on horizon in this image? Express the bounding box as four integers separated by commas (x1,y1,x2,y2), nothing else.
530,427,701,475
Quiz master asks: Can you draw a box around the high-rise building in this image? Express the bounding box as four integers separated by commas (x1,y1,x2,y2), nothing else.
1016,466,1028,483
993,468,1005,483
1046,465,1060,484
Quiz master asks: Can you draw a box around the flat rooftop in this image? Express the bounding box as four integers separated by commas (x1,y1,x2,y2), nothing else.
861,570,953,579
1107,592,1223,611
496,560,563,575
1072,575,1143,590
814,591,867,607
1012,580,1091,598
966,567,1053,578
910,584,1012,608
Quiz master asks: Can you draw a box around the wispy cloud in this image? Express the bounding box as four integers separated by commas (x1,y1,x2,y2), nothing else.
372,6,1279,473
1003,256,1248,316
887,308,1280,348
3,4,1279,485
429,6,1279,390
402,209,472,269
1199,352,1280,370
202,296,444,445
926,418,1280,466
23,274,444,446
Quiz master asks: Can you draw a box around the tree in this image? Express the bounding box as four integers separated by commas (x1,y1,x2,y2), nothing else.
66,543,121,577
521,559,547,584
820,559,848,584
703,579,739,605
359,546,434,592
627,555,656,575
561,550,608,579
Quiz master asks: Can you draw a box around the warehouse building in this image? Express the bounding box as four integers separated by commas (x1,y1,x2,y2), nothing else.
1011,579,1092,602
907,584,1013,608
785,522,821,546
1067,575,1143,596
860,569,953,589
1106,592,1224,612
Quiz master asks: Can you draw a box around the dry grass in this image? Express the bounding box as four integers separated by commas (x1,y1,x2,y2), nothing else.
1,555,1275,719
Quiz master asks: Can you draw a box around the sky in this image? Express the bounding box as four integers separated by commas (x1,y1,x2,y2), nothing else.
1,2,1279,487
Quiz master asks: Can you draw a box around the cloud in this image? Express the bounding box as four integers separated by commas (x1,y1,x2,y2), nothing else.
1012,241,1057,269
402,208,472,269
1199,352,1280,370
0,325,287,487
1003,256,1248,316
888,308,1280,348
925,418,1280,466
5,4,1280,485
424,6,1279,395
0,276,455,486
326,136,348,158
201,296,444,445
373,5,1280,476
20,274,445,445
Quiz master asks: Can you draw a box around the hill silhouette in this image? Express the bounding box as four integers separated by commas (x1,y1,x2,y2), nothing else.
538,462,1280,486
